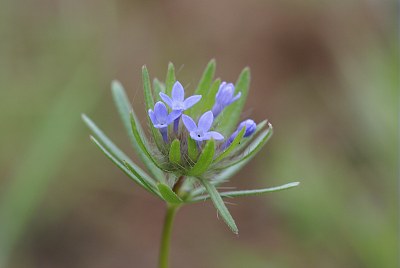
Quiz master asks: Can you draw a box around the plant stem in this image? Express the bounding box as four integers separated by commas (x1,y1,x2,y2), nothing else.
158,204,179,268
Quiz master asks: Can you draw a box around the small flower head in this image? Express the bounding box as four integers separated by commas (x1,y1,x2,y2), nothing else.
211,82,241,117
148,101,181,129
182,111,224,142
238,119,257,137
160,81,202,112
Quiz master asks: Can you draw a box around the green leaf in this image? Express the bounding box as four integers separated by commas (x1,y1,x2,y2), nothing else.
165,62,176,96
82,114,155,184
111,81,164,181
90,136,161,197
130,112,168,172
217,67,251,135
187,136,198,162
122,160,160,196
200,78,221,114
190,182,300,202
213,126,246,163
157,183,183,204
214,123,273,182
188,139,215,176
153,78,165,101
235,120,268,152
189,59,216,116
169,139,181,165
199,178,238,234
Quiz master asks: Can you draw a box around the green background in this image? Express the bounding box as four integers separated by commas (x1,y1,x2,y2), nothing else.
0,0,397,267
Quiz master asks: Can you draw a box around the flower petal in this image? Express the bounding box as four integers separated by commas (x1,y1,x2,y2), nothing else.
190,131,203,141
229,91,242,105
167,110,182,123
183,95,202,109
148,109,157,125
172,81,185,102
154,101,168,122
198,111,213,132
159,92,173,107
204,131,224,141
182,114,197,132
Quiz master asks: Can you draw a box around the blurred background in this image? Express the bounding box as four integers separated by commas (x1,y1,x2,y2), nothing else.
0,0,397,267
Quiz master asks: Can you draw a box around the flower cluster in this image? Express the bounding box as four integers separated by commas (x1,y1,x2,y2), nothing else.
83,60,299,235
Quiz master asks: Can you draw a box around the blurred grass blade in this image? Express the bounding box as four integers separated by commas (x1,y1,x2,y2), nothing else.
169,139,181,165
157,183,183,204
188,139,215,176
130,112,168,172
82,114,154,184
191,182,300,202
165,62,176,96
111,81,164,181
213,126,246,163
199,178,238,234
189,59,216,116
217,67,250,135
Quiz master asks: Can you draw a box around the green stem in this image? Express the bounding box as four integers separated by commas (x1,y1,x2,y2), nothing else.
158,204,179,268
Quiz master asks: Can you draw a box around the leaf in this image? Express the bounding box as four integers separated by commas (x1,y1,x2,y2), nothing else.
200,78,221,114
187,136,198,162
122,160,160,196
157,183,183,204
111,81,164,181
169,139,181,165
213,126,246,163
153,78,165,101
199,178,238,234
189,59,216,116
90,136,161,197
142,66,164,150
190,182,300,202
165,62,176,96
188,139,215,176
130,112,168,172
217,67,251,135
235,119,268,152
81,114,154,184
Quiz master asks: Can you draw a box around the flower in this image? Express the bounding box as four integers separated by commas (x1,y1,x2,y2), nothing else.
148,101,181,141
160,81,202,112
182,111,224,142
211,82,241,117
222,119,257,149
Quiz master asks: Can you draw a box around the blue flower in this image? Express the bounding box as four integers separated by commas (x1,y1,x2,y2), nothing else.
211,82,241,117
148,102,181,142
159,81,202,112
222,119,256,149
182,111,224,142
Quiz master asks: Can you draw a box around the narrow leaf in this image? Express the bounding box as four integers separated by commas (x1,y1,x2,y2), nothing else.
213,126,246,163
217,67,251,135
200,78,221,114
157,183,183,204
82,114,154,184
123,160,160,196
153,78,165,101
169,139,181,165
199,178,238,234
187,136,198,162
191,182,300,202
111,81,164,181
188,139,215,176
165,62,176,96
90,136,161,197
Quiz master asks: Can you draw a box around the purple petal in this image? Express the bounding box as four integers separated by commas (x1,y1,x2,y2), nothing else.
154,124,168,129
204,131,224,141
172,81,185,102
198,111,213,132
154,101,168,122
182,114,197,132
167,110,182,123
148,109,157,125
229,91,241,105
183,95,202,109
190,131,203,141
159,92,173,107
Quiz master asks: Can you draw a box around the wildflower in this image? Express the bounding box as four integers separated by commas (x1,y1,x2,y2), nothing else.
148,101,181,142
160,81,202,132
222,119,257,149
211,82,241,117
182,111,224,142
